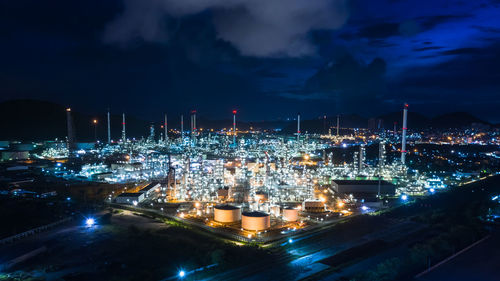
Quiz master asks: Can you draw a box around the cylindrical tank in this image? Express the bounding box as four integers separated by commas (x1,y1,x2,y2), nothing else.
282,207,298,222
242,211,270,231
214,205,241,223
255,191,268,203
270,205,280,217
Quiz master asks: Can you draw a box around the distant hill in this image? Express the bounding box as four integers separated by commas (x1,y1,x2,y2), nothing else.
430,112,489,129
0,99,152,141
0,99,493,141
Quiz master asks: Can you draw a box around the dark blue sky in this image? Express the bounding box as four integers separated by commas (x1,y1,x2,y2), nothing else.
1,0,499,122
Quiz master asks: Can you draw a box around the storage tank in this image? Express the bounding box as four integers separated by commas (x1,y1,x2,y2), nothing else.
214,205,241,223
242,211,271,231
255,191,268,203
282,207,299,222
270,205,280,217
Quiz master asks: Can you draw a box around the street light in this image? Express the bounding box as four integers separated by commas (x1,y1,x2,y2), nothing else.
178,270,185,278
85,218,95,227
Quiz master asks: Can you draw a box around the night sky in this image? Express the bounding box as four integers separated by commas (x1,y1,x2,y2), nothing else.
1,0,499,122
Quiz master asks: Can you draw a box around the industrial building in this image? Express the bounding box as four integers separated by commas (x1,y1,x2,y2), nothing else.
303,200,326,213
139,182,160,197
332,180,396,197
115,192,145,204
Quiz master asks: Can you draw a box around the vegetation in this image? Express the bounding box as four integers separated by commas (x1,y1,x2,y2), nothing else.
352,175,500,281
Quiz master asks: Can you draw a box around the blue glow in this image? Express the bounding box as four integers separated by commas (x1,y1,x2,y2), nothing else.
401,194,408,201
85,218,95,227
361,205,368,211
429,188,435,193
56,162,62,167
288,238,293,244
66,197,71,201
179,270,185,278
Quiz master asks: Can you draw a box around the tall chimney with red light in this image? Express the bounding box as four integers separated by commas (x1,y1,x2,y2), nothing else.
232,109,237,145
121,113,126,142
401,103,408,164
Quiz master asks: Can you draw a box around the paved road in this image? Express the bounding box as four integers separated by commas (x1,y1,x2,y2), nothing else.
202,218,421,281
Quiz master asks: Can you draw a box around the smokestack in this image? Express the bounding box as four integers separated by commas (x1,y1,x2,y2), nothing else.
181,114,184,138
359,145,365,172
232,110,237,145
401,103,408,165
336,115,340,136
164,114,168,143
66,108,75,155
149,123,155,141
107,109,111,144
297,113,301,142
122,113,126,142
378,141,385,168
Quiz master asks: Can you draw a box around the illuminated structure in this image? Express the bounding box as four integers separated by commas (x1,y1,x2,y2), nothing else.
107,109,111,144
401,103,408,164
297,113,301,142
232,110,237,145
122,113,126,142
66,108,75,155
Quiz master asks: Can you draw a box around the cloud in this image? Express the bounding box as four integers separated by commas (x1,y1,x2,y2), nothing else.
103,0,349,57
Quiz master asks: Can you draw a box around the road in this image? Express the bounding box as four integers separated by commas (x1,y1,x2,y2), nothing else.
201,217,422,281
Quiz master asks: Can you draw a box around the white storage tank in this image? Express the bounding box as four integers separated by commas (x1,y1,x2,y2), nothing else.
242,211,271,231
282,207,299,222
214,205,241,223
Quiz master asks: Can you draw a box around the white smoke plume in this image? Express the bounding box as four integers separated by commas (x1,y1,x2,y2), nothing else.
103,0,349,57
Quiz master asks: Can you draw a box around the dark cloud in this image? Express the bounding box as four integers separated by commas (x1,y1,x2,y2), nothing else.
413,46,444,51
284,55,388,114
103,0,349,57
440,47,482,55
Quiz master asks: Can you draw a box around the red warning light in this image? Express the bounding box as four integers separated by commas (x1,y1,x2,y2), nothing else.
232,110,237,115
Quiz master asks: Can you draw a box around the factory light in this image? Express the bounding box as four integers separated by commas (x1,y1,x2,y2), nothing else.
85,218,95,227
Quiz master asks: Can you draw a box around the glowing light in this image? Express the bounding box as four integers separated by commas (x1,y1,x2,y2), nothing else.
361,206,368,211
93,119,97,124
401,194,408,201
288,238,293,243
179,270,185,278
133,201,138,206
85,218,95,227
429,188,435,193
337,201,344,208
